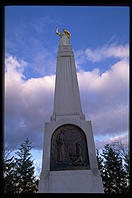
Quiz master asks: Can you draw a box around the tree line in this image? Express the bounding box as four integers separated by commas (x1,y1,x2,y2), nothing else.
3,138,129,193
96,142,129,193
3,138,38,193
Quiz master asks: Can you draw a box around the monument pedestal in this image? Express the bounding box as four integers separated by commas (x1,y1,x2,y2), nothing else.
39,170,103,193
38,117,104,193
38,33,104,193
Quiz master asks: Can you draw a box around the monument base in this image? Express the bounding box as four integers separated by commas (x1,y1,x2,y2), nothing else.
38,117,104,193
39,170,104,193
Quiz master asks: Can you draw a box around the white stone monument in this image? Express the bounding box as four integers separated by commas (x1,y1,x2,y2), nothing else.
38,28,104,193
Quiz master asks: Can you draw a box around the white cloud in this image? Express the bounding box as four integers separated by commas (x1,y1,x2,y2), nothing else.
5,55,28,81
21,36,57,76
32,49,56,75
5,42,129,150
5,55,55,149
109,132,129,145
77,56,129,137
75,43,129,64
78,58,129,103
95,131,128,150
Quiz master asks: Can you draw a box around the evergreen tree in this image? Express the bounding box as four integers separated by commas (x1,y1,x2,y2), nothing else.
3,155,16,193
124,151,129,179
14,138,38,193
96,149,105,191
3,144,16,193
111,141,130,192
101,144,127,193
124,152,129,192
96,149,104,175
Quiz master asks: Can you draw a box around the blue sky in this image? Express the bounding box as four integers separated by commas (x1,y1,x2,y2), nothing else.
5,6,129,76
5,6,129,177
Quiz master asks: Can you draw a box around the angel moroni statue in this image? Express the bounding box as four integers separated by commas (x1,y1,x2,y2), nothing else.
56,27,71,45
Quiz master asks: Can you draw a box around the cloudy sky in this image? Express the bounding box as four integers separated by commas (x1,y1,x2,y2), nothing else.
5,5,129,176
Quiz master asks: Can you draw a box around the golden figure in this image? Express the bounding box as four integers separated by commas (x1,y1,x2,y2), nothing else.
56,27,71,45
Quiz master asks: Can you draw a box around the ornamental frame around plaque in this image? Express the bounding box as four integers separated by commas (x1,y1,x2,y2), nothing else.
50,124,90,171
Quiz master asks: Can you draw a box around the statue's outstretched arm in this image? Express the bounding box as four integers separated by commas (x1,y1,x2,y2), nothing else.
56,27,63,37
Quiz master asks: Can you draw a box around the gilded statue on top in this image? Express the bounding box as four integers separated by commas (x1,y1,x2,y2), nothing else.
56,27,71,45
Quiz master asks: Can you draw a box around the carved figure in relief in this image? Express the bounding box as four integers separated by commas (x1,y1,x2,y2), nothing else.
50,124,89,171
56,27,71,45
73,142,83,165
56,131,65,162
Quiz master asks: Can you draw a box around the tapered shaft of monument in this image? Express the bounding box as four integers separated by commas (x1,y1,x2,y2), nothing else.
51,44,84,120
39,28,104,193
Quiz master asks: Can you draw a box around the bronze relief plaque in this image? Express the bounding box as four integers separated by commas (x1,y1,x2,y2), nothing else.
50,124,90,171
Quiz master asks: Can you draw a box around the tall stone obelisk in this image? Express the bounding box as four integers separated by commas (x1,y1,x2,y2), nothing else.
38,28,104,193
